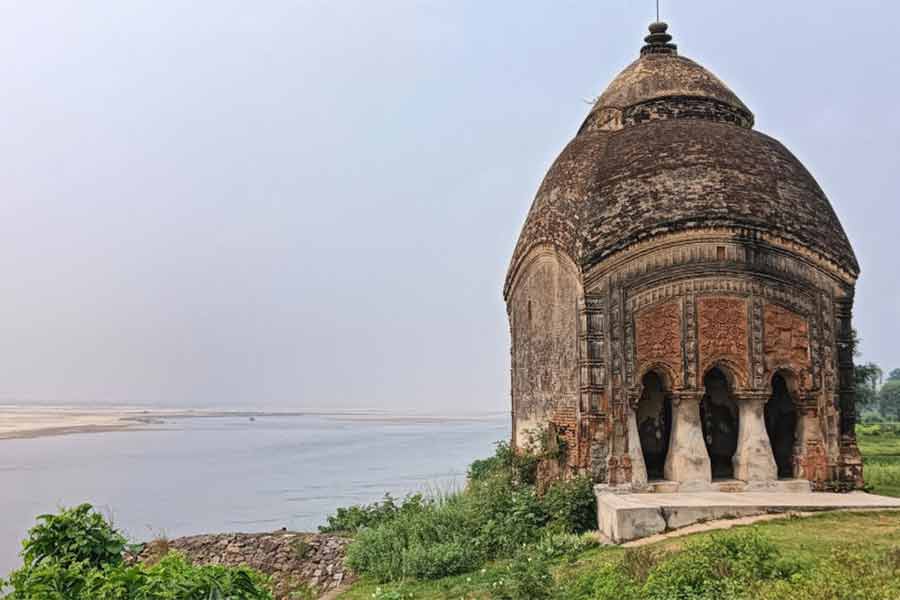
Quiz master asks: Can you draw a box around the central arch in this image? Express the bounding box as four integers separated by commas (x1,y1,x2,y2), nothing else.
701,367,739,479
637,371,672,480
766,372,798,479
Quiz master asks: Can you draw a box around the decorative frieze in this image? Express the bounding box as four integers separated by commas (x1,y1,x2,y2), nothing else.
697,296,750,387
763,303,812,390
634,301,683,387
750,297,765,390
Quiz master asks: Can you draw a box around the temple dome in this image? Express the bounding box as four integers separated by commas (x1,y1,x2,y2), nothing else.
590,53,752,124
504,22,858,296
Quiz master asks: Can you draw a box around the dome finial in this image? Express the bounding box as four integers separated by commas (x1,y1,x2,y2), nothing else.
641,21,678,56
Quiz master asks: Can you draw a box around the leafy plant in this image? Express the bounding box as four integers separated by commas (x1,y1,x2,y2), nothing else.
541,476,596,534
319,493,425,534
20,504,127,570
1,505,273,600
492,551,555,600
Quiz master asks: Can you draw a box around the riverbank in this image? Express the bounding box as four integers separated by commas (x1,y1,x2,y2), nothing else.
0,406,503,441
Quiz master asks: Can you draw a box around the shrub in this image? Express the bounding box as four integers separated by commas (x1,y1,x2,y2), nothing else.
468,440,539,485
492,552,555,600
754,547,900,600
402,542,479,580
588,562,642,600
1,506,272,600
534,532,599,562
19,504,128,570
343,441,601,583
318,493,426,533
541,476,596,534
345,496,479,582
641,530,795,600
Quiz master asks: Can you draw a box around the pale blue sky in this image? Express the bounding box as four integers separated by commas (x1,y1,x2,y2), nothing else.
0,1,896,411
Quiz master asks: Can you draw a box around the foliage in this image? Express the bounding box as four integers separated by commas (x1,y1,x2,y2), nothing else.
319,493,426,534
1,506,272,600
555,530,799,600
880,380,900,420
344,495,477,581
18,504,128,571
533,532,599,562
468,440,539,486
540,476,596,534
855,362,883,408
491,551,554,600
753,547,900,600
340,441,597,583
858,425,900,497
640,530,798,599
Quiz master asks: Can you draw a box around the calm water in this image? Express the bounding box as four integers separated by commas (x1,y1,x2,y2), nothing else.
0,413,509,576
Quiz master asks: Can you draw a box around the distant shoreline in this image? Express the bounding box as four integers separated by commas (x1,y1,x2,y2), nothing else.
0,406,506,441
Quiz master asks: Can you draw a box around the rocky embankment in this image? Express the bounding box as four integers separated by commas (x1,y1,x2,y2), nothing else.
135,531,353,598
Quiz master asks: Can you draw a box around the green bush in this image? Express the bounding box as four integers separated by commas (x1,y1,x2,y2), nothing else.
319,493,426,533
534,532,599,562
642,530,795,599
559,530,799,600
19,504,128,570
402,542,479,580
468,440,539,485
345,496,479,582
754,547,900,600
541,476,596,534
341,442,601,583
1,506,272,600
492,551,555,600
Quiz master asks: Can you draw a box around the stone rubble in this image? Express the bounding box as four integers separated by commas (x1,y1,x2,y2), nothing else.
134,531,353,599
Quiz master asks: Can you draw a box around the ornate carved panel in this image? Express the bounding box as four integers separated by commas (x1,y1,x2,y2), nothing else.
698,296,750,386
634,301,683,387
763,303,812,389
578,294,607,415
750,297,765,389
684,293,698,388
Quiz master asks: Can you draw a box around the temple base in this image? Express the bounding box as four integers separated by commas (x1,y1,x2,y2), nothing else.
595,488,900,543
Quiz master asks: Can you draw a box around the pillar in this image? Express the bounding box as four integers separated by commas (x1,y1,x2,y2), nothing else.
664,392,711,487
627,406,648,489
733,392,777,482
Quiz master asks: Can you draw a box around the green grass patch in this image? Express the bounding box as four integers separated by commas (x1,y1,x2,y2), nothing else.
339,511,900,600
858,425,900,497
337,429,900,599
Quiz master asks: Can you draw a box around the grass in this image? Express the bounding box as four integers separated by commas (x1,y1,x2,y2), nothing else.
335,426,900,599
858,424,900,497
336,511,900,599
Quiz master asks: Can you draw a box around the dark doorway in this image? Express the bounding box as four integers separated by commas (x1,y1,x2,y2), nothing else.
766,374,797,479
637,372,672,480
701,368,739,479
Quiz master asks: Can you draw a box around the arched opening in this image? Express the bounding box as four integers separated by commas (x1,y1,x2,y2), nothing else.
766,373,798,479
637,371,672,480
701,367,739,479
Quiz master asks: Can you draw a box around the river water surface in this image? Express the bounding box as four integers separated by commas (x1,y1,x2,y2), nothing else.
0,412,508,577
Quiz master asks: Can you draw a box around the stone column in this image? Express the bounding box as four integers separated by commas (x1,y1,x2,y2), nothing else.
733,392,777,482
664,392,711,488
627,405,648,489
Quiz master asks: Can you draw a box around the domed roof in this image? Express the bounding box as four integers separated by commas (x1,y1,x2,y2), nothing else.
504,23,857,297
590,54,751,120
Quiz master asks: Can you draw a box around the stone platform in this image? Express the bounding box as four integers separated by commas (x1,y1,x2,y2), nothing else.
596,489,900,543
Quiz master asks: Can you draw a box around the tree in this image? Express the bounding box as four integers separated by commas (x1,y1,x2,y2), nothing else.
855,362,883,408
887,368,900,382
880,379,900,420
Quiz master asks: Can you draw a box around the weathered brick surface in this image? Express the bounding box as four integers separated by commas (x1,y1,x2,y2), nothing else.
504,22,863,491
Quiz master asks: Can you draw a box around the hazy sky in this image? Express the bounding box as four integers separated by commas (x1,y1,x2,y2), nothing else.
0,2,897,411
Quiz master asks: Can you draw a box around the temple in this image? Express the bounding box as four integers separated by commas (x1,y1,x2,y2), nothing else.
503,22,865,498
